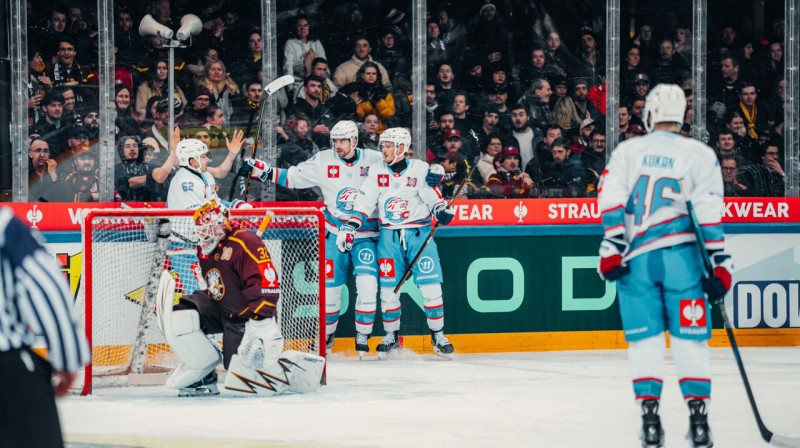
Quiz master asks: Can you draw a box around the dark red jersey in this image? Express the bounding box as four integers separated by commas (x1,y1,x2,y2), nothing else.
197,227,280,319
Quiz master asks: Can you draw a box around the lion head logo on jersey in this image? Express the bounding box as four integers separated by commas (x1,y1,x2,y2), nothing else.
335,187,359,212
204,268,225,300
384,197,410,224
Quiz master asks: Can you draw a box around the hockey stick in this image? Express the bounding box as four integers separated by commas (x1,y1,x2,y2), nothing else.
241,74,294,202
392,162,477,294
683,183,800,448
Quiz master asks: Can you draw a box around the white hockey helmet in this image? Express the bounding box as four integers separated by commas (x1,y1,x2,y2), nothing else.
193,199,231,255
330,120,359,150
379,127,411,165
176,138,209,168
642,84,687,133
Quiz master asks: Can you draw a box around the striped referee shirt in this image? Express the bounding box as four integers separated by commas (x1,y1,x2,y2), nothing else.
0,207,90,372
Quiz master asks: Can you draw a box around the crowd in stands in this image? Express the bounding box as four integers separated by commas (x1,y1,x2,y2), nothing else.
23,0,788,202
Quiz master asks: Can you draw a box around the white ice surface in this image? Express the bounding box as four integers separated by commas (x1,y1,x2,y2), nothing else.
60,347,800,447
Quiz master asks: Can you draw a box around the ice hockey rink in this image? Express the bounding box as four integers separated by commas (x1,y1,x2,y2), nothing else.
59,347,799,448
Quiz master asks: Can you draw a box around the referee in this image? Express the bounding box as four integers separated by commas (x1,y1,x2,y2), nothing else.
0,207,90,448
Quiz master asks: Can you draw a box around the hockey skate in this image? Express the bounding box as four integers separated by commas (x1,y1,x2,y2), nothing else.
376,331,399,359
355,332,370,360
431,330,454,359
178,371,219,397
686,399,713,448
639,399,665,447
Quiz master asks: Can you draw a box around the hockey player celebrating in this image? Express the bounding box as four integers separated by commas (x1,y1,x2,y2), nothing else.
240,120,383,356
597,84,733,448
156,200,324,396
336,127,457,358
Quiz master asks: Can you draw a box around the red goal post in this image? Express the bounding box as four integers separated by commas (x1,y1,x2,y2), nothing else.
75,206,325,395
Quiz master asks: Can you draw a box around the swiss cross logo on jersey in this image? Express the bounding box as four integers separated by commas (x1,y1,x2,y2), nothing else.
679,299,706,327
360,166,370,177
327,166,339,178
259,261,280,288
377,174,390,187
324,260,334,278
406,177,417,187
379,258,395,277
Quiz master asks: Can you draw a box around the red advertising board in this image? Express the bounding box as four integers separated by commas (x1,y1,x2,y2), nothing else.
5,198,800,231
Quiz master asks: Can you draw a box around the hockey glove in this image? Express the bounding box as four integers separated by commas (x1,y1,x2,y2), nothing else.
238,317,283,369
433,203,456,225
597,237,630,281
228,199,253,209
426,164,445,187
240,158,273,182
701,251,733,304
336,223,357,253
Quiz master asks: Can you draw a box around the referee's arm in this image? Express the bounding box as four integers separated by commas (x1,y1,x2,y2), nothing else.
0,209,90,382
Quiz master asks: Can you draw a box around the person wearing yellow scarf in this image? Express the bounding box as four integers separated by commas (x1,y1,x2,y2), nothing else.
738,84,759,138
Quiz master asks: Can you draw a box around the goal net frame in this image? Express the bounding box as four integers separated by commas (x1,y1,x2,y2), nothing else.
77,206,325,395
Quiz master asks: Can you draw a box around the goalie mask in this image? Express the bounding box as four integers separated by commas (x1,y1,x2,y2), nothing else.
379,127,411,165
193,200,232,255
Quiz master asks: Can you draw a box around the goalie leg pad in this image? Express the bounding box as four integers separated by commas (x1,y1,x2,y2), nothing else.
162,310,220,389
354,275,378,335
223,350,325,396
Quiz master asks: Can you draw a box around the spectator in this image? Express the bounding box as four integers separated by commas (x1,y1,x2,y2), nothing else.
178,87,212,130
714,129,748,166
187,47,219,78
114,135,172,202
618,105,632,140
737,142,784,197
57,146,99,202
764,42,784,87
142,98,172,157
26,47,52,125
571,117,596,155
229,80,263,136
518,78,553,132
115,9,143,67
516,46,563,92
55,123,92,169
550,75,569,107
673,26,692,62
510,105,538,168
630,96,646,124
537,137,586,198
332,37,391,90
29,92,68,158
709,53,746,115
573,78,603,127
114,84,140,139
82,110,99,139
721,155,748,197
425,83,440,130
474,105,502,161
650,38,687,85
468,2,509,66
526,124,562,178
228,32,264,92
37,4,69,58
488,84,513,132
487,146,535,198
27,138,59,201
477,134,503,184
354,62,395,131
621,45,643,99
581,131,607,196
633,72,652,100
738,83,770,139
54,85,79,125
438,152,489,199
426,20,448,75
360,113,380,151
433,62,457,108
576,30,604,87
295,57,338,104
46,37,87,87
437,7,468,57
374,27,409,87
293,76,356,151
282,17,327,93
195,60,240,125
135,59,187,121
553,96,585,138
545,31,579,78
202,105,229,150
461,55,488,97
426,109,456,158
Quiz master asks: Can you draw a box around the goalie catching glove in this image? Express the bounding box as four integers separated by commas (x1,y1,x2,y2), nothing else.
433,203,455,225
336,222,358,253
597,237,630,281
240,158,273,182
237,317,284,369
701,251,733,304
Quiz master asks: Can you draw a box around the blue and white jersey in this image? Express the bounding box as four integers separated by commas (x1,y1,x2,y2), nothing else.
598,130,724,261
272,148,382,236
166,167,219,210
351,159,446,229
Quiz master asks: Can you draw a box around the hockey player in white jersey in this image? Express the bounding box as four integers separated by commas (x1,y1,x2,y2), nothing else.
165,131,247,297
240,120,383,356
335,127,457,358
597,84,733,448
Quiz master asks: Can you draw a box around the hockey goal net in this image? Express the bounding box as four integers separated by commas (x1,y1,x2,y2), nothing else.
74,207,325,395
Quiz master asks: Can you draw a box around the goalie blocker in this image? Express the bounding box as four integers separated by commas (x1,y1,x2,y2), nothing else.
156,201,325,396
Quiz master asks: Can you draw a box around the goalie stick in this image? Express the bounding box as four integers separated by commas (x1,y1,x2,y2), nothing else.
392,163,477,294
683,183,800,448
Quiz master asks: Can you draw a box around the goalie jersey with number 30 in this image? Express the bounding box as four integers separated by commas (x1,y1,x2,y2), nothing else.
597,130,724,261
